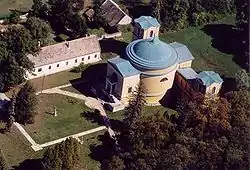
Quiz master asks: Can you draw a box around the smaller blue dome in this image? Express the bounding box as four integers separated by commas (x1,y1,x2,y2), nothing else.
126,37,178,70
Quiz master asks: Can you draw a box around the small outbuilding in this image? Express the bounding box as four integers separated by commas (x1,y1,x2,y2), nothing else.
101,0,132,27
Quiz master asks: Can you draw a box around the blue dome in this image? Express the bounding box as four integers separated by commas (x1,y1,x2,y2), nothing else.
126,37,178,70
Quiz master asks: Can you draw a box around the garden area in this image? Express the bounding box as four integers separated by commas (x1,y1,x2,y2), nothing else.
22,94,101,143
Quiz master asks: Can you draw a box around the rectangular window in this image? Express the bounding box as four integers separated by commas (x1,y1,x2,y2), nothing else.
38,68,42,72
95,54,97,58
82,58,84,61
49,66,51,69
88,56,90,60
128,87,132,93
66,61,69,65
75,59,77,63
57,64,59,67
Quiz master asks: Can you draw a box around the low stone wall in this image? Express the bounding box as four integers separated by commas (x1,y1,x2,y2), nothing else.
98,32,122,40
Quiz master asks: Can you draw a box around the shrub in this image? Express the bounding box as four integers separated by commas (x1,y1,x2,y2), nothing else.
118,24,133,33
71,63,89,73
87,28,105,37
57,34,69,42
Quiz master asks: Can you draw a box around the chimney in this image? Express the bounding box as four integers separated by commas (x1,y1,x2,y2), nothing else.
65,41,70,49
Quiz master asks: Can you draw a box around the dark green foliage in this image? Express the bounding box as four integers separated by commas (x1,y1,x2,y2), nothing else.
15,82,38,124
7,10,21,24
235,0,249,69
103,87,250,169
123,82,146,128
71,63,90,73
92,0,108,28
30,0,87,38
0,21,46,90
42,138,81,170
29,0,50,19
25,17,52,46
151,0,235,31
5,98,16,132
48,0,87,38
235,69,250,90
0,155,7,170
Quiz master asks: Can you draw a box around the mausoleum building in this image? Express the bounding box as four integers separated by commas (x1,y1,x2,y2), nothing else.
105,16,223,105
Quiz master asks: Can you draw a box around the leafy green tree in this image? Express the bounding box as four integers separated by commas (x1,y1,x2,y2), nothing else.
123,82,146,127
48,0,87,37
92,0,108,28
5,98,16,132
104,156,125,170
15,82,38,124
29,0,50,19
235,69,250,90
0,155,7,170
25,17,52,46
42,138,81,170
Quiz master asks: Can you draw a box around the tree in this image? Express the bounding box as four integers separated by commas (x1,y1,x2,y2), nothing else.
104,156,125,170
235,0,249,69
5,98,16,132
48,0,87,37
25,17,52,46
0,25,36,89
29,0,50,19
15,82,38,124
92,0,108,28
42,138,81,170
235,69,250,90
123,82,147,127
0,155,7,170
225,90,250,169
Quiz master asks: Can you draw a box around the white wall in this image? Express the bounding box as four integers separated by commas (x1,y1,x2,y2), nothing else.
26,52,101,79
118,15,132,25
121,74,140,99
205,82,222,95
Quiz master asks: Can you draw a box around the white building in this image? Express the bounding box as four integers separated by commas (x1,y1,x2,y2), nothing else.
27,35,101,79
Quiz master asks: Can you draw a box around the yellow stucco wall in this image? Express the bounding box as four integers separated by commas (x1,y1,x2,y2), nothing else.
140,63,179,104
179,60,192,69
121,74,140,98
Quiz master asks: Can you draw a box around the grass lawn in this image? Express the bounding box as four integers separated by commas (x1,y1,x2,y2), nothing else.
29,70,82,92
23,94,100,144
0,0,33,17
0,120,103,169
121,15,240,76
0,122,44,167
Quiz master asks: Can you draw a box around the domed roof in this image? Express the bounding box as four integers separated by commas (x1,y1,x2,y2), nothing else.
126,37,178,70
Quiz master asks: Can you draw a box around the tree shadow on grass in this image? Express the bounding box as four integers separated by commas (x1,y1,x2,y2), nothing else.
201,24,247,69
100,39,128,57
81,110,104,125
69,63,107,97
89,132,117,164
13,159,42,170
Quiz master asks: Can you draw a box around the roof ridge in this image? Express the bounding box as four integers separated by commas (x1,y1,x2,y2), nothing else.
41,35,98,50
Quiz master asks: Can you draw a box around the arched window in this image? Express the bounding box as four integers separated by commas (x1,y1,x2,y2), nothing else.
160,77,168,82
212,87,216,94
150,30,154,37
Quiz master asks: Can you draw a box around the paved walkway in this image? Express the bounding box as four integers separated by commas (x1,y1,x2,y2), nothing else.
14,121,106,151
39,87,107,117
14,83,116,151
